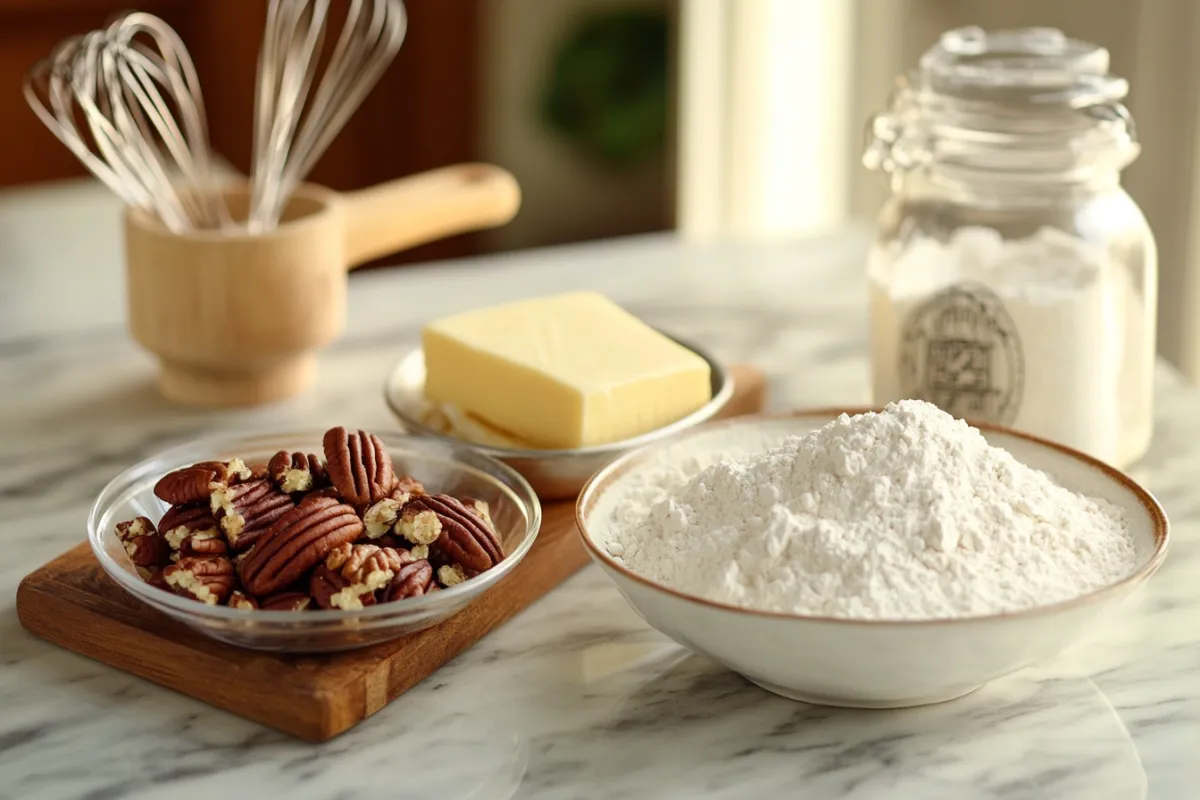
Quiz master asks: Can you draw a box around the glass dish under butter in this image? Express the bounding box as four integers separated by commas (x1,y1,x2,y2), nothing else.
383,334,733,499
88,431,541,653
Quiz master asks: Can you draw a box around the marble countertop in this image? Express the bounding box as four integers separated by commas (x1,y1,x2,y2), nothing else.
1,181,1197,799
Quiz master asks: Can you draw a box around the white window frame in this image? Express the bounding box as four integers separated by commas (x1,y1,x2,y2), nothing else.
676,0,857,240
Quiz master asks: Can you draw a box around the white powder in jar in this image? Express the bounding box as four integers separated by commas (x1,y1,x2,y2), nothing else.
598,401,1137,620
868,226,1151,467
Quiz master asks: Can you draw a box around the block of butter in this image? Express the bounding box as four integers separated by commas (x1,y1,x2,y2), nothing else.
422,292,713,449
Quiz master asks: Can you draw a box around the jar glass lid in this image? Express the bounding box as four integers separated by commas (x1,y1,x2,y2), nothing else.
863,26,1138,178
918,27,1128,108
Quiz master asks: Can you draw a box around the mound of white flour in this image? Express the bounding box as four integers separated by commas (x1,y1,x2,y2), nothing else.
601,400,1136,619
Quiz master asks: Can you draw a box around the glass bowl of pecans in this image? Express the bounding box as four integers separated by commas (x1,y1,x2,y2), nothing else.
86,427,541,652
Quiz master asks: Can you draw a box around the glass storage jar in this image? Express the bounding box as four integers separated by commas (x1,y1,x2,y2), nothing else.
862,26,1157,468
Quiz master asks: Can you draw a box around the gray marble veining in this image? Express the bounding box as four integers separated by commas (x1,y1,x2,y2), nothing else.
0,183,1197,799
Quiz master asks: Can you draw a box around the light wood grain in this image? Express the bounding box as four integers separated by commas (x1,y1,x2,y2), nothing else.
342,164,521,268
16,365,766,742
123,165,520,408
17,502,586,742
725,363,769,419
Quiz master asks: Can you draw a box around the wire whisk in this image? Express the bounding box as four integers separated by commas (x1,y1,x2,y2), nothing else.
23,12,231,233
248,0,407,232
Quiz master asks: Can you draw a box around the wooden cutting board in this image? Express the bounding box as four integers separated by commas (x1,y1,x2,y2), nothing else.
16,365,766,742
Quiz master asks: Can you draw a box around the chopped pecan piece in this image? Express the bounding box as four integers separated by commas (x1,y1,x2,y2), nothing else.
267,450,327,494
163,556,236,605
211,480,294,550
362,496,403,539
437,563,467,587
400,494,503,572
310,564,378,610
384,559,435,601
381,479,422,517
259,591,313,611
322,427,397,506
154,459,252,505
227,590,258,610
326,543,408,592
468,499,493,527
158,503,219,550
238,495,363,596
395,505,442,546
324,541,353,570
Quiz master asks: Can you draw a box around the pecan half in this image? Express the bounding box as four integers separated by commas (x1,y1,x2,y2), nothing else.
384,559,435,602
115,517,170,569
227,590,258,610
115,517,156,542
238,495,363,596
177,533,229,559
158,503,219,550
310,564,378,610
267,450,327,494
400,494,503,573
117,517,169,564
322,427,396,506
230,489,295,550
124,531,171,568
163,556,236,605
145,568,170,591
211,480,294,550
259,591,313,611
154,459,252,505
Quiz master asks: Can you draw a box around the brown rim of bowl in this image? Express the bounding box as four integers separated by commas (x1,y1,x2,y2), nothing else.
576,406,1170,627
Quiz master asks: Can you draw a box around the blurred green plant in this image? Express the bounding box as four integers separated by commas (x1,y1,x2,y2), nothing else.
540,8,668,170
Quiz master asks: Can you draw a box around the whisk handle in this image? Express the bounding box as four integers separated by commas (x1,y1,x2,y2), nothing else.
341,164,521,268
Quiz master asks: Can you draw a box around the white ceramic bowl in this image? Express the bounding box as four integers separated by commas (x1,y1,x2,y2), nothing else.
576,410,1169,708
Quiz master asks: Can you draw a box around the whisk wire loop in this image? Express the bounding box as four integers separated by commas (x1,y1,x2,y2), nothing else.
23,11,231,233
249,0,407,231
24,3,407,234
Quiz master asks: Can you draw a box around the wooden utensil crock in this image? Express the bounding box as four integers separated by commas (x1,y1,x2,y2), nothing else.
124,163,520,407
